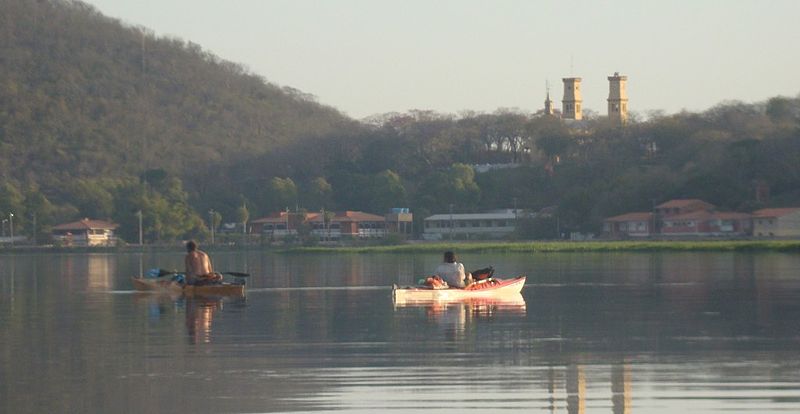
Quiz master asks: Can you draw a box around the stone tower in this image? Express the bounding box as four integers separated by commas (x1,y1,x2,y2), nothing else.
562,77,582,120
544,88,555,116
607,72,628,123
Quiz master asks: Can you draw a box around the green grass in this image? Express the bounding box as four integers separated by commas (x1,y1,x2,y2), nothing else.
282,240,800,254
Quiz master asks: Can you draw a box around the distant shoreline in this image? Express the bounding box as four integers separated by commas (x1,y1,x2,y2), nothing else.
2,240,799,255
283,240,800,254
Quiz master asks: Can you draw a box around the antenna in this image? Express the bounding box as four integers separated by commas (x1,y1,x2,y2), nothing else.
570,55,574,75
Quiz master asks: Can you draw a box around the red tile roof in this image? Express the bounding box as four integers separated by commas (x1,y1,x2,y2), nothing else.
332,211,385,222
52,218,118,231
605,212,653,222
251,211,384,223
752,208,800,218
655,199,714,209
663,211,750,221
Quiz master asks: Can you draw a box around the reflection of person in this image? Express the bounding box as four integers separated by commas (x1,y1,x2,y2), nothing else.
184,240,221,285
185,297,222,344
434,251,472,288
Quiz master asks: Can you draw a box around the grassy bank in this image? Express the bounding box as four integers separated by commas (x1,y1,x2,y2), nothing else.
2,239,799,255
283,240,800,254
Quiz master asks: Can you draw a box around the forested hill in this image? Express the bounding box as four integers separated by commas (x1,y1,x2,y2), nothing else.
3,0,800,244
0,0,353,187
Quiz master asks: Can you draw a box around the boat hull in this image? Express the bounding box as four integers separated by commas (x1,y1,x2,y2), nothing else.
131,277,245,297
393,276,526,301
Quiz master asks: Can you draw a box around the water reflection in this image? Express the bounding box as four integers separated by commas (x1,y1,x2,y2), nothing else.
394,293,527,320
2,251,800,413
134,292,242,344
185,296,223,344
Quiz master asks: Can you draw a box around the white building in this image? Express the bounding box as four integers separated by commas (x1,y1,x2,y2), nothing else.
423,210,518,240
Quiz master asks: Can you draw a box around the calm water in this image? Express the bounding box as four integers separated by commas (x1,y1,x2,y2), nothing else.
1,250,800,413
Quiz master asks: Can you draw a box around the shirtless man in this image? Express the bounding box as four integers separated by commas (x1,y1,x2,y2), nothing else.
184,240,221,285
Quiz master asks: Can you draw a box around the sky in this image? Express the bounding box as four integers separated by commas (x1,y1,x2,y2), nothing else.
86,0,800,119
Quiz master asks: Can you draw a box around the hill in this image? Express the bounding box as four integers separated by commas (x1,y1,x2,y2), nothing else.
0,0,353,190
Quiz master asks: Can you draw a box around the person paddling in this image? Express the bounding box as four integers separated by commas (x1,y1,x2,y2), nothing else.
184,240,222,286
434,251,473,288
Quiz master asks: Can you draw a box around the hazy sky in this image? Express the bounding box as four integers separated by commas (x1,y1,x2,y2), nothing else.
86,0,800,119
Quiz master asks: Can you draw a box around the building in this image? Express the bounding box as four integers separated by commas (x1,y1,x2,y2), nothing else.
251,210,401,241
603,212,654,238
423,210,518,240
385,208,413,236
51,218,118,246
752,208,800,237
543,87,555,116
655,199,715,218
661,211,751,237
607,72,628,124
562,77,583,120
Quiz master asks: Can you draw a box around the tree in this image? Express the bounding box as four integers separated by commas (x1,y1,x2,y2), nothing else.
259,177,297,214
304,177,333,210
235,202,249,234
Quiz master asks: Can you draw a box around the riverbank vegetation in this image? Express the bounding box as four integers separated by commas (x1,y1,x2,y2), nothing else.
283,240,800,254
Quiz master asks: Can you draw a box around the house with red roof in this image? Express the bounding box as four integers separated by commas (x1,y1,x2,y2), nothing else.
51,218,118,246
250,210,394,241
661,210,751,237
752,208,800,237
602,212,654,238
654,199,715,218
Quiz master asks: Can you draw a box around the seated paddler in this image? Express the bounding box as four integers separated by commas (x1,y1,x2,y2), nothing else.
184,240,222,285
434,251,473,288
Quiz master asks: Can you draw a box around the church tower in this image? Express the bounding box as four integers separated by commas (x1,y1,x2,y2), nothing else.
562,77,582,120
544,82,555,116
607,72,628,124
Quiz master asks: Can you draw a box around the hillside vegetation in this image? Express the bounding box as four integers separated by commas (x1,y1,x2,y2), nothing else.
1,0,799,243
0,0,353,240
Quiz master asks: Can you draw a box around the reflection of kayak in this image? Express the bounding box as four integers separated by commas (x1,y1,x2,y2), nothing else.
393,276,526,301
131,277,245,296
394,292,527,315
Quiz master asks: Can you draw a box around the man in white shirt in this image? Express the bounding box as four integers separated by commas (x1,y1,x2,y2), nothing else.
434,251,472,288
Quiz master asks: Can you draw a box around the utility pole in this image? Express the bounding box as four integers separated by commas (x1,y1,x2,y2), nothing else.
449,204,454,241
208,209,215,245
137,210,143,245
513,197,518,231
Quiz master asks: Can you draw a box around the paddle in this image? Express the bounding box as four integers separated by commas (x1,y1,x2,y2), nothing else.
221,271,249,278
156,269,249,278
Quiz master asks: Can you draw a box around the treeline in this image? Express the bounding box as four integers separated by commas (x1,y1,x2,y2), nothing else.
210,99,800,238
1,0,799,242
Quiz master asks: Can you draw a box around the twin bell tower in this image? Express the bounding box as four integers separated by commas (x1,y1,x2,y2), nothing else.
544,73,628,124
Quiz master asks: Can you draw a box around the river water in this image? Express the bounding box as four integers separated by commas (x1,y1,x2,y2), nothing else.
1,250,799,413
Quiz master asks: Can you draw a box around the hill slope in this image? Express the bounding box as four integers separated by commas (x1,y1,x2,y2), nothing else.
0,0,353,190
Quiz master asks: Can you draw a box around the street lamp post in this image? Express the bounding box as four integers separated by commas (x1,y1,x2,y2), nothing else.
513,197,518,231
208,209,215,245
449,203,454,241
9,212,13,246
137,210,143,245
32,213,36,246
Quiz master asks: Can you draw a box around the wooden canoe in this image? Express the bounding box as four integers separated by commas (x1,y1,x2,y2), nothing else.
131,277,245,297
392,275,526,301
